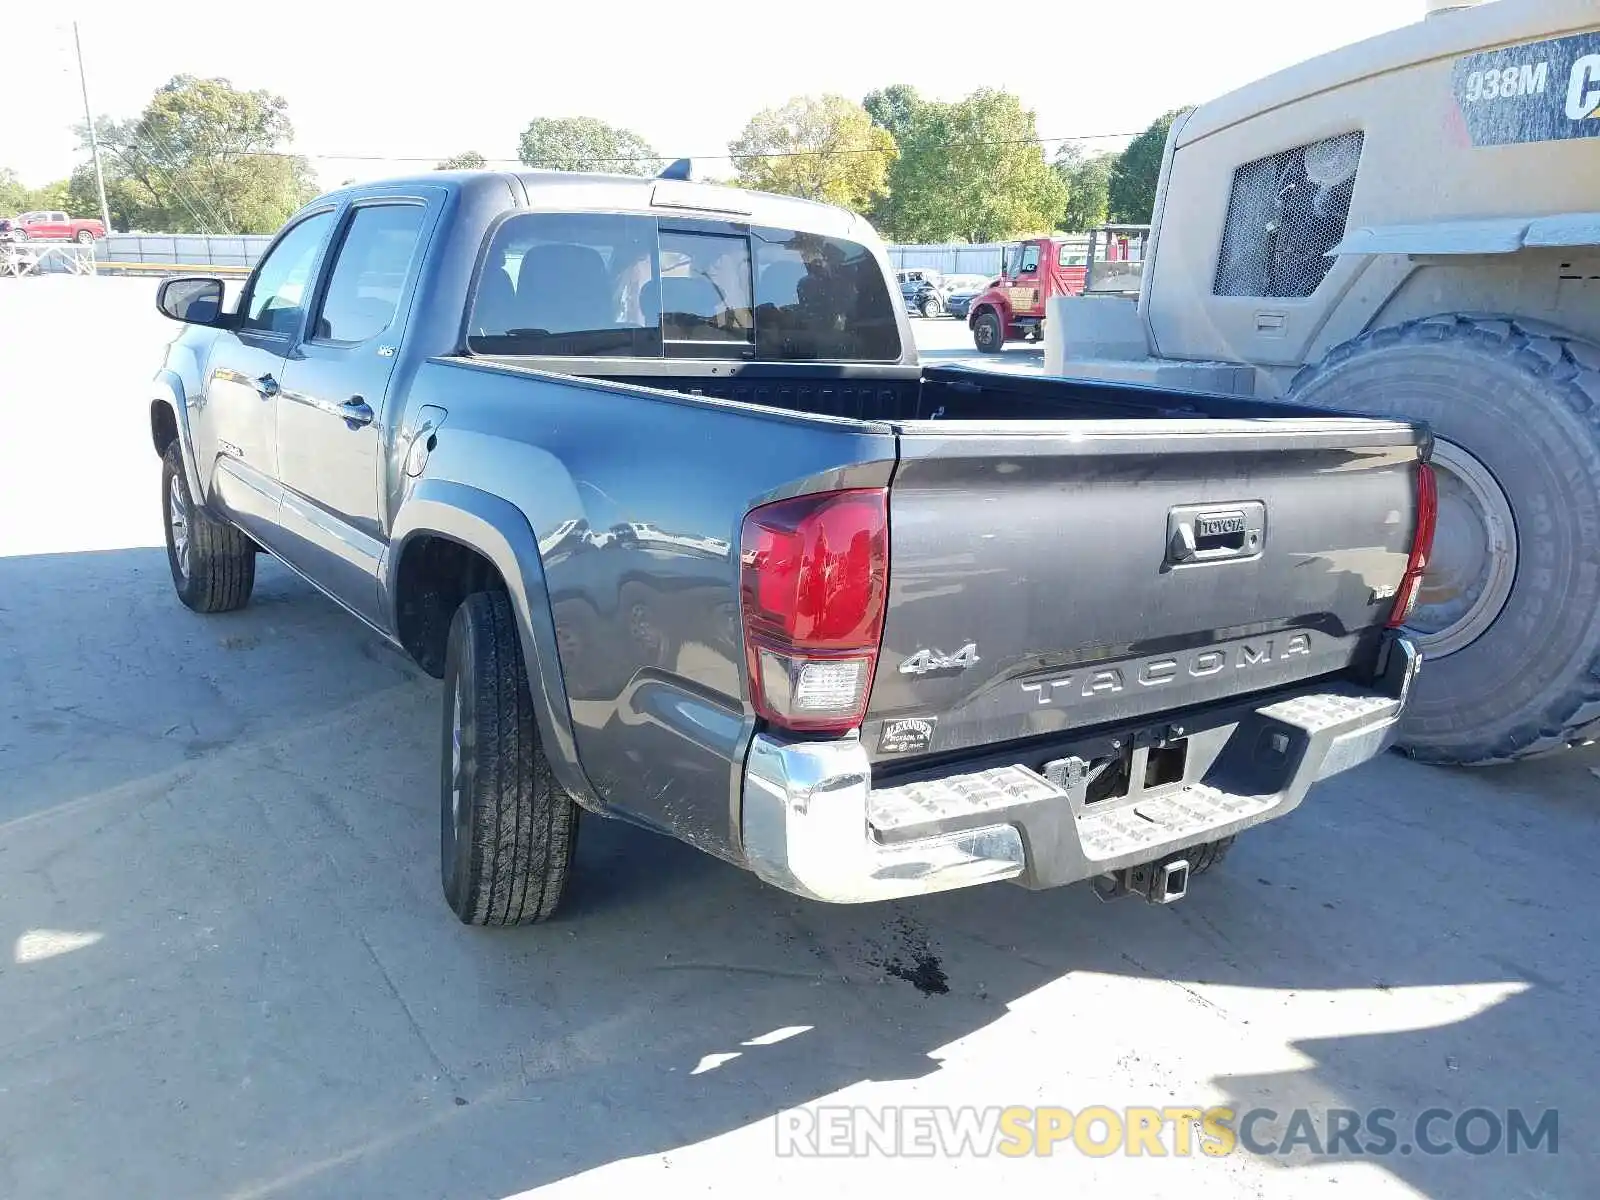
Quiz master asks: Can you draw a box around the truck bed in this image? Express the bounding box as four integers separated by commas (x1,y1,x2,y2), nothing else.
443,353,1423,775
470,356,1355,425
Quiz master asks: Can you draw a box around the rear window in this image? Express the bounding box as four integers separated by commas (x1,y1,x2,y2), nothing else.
466,212,900,362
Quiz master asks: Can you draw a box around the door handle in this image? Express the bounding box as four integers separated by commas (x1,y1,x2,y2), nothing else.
255,373,280,399
341,396,375,429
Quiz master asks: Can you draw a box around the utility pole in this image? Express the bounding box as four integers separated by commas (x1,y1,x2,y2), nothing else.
73,21,113,234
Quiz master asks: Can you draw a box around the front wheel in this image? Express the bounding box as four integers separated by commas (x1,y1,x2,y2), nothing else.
1288,315,1600,764
74,229,94,244
920,296,941,320
161,442,255,612
441,591,579,925
973,309,1003,354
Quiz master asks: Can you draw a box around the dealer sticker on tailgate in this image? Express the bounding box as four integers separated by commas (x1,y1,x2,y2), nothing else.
1452,30,1600,146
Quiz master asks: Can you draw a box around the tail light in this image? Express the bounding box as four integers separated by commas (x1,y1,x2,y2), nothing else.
739,488,888,733
1387,461,1438,628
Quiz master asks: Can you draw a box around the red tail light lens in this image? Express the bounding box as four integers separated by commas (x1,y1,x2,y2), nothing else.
740,488,889,732
1388,461,1438,629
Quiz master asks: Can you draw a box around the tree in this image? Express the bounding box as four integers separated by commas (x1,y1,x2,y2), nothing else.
863,84,921,145
517,117,659,175
0,167,26,213
0,169,73,214
1053,142,1115,232
67,164,146,231
437,151,487,170
877,88,1066,244
729,94,895,211
85,75,317,232
1108,108,1190,224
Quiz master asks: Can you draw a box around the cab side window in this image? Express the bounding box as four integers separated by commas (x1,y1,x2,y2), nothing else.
240,211,335,337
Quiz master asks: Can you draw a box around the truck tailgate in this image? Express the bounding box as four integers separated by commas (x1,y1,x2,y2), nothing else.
865,417,1427,762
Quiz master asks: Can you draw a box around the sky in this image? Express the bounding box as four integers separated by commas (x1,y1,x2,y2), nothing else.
2,0,1423,191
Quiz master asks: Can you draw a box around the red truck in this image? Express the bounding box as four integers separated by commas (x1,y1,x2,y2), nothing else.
9,210,105,243
969,225,1147,353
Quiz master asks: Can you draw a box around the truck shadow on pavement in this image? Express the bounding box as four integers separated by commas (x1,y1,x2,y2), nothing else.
1,549,1594,1199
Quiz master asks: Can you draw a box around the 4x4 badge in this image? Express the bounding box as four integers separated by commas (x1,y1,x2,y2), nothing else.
899,642,980,676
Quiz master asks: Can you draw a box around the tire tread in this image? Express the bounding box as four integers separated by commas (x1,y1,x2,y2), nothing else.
1290,315,1600,765
453,592,576,925
163,443,254,613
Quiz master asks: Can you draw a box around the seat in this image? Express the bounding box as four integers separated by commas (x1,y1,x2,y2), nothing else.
659,274,726,329
470,263,519,338
757,261,807,308
515,243,613,334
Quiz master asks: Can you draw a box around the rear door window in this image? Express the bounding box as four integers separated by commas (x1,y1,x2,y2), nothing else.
467,212,662,357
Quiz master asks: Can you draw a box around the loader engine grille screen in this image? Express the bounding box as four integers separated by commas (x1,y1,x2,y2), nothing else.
1212,131,1364,299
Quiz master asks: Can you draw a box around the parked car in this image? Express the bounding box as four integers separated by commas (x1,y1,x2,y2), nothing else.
897,267,946,318
0,216,21,243
145,170,1431,926
11,210,105,243
942,274,995,321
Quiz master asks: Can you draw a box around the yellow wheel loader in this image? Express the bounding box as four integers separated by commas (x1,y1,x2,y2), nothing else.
1046,0,1600,765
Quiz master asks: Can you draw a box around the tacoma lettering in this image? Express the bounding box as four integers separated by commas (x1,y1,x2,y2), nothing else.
1021,635,1313,706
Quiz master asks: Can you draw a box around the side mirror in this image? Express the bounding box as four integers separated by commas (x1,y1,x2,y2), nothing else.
157,276,229,327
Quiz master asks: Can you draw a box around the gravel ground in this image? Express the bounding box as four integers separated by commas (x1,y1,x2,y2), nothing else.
1,276,1595,1200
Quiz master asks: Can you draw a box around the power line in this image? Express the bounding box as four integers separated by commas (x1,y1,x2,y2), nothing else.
207,130,1142,167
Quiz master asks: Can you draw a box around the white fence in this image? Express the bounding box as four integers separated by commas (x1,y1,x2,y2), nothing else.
101,233,273,271
73,233,1023,278
8,232,1043,280
886,243,1010,277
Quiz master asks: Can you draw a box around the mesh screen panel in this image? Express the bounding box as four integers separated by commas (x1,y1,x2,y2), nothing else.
1213,132,1363,299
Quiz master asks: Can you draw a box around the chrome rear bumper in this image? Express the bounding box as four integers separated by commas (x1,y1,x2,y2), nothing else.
739,639,1417,904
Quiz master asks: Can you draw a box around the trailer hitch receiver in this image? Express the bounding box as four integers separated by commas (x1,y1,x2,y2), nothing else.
1093,854,1192,905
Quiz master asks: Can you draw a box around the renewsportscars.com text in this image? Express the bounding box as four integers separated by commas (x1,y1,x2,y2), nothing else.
773,1104,1559,1159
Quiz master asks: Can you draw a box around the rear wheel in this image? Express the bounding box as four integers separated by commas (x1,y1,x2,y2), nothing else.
973,309,1003,354
1287,315,1600,764
441,591,578,925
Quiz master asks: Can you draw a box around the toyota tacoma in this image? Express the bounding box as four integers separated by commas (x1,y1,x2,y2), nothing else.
145,167,1433,924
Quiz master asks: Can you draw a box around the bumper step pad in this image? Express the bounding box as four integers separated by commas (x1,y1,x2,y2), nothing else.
867,687,1401,864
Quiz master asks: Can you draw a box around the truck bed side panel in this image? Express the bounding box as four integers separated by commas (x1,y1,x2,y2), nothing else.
396,359,899,862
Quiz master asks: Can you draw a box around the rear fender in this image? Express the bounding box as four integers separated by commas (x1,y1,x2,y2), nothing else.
385,479,603,810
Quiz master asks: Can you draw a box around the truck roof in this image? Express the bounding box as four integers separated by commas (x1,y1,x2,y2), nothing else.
308,169,875,243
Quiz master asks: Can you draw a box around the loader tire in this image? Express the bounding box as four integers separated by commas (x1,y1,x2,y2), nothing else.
440,591,579,925
1287,315,1600,765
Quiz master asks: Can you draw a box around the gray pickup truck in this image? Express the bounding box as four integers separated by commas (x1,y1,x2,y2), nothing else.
147,168,1433,926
